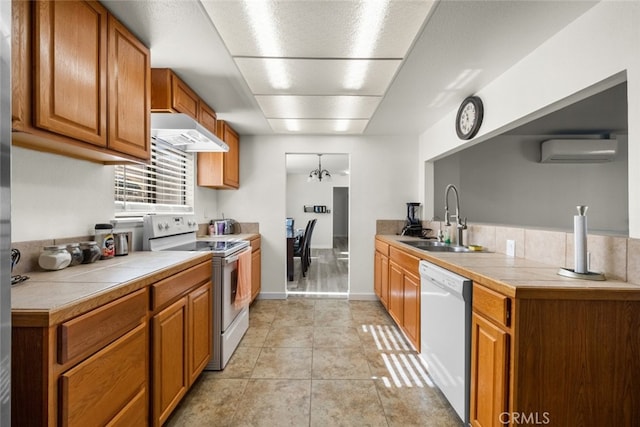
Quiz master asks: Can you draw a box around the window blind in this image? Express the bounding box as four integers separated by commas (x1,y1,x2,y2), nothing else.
114,140,194,214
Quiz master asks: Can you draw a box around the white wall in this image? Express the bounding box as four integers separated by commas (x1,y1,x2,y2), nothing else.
218,134,419,300
11,147,220,242
418,1,640,237
286,172,349,249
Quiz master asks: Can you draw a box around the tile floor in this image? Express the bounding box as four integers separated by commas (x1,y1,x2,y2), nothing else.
166,298,463,427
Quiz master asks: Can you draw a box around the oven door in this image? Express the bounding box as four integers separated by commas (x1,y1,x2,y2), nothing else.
221,255,243,331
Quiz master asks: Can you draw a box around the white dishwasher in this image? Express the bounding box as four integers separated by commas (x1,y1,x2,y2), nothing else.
419,260,472,425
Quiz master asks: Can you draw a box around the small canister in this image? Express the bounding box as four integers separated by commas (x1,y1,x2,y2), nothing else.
38,245,72,270
95,223,115,259
80,241,101,264
66,243,84,266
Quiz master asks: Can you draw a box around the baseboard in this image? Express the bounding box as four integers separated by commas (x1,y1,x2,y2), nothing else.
257,292,287,300
348,293,378,301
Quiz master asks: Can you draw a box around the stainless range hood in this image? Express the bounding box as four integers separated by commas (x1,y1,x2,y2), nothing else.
151,113,229,152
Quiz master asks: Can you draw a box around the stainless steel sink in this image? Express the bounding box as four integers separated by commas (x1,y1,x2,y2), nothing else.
399,240,480,253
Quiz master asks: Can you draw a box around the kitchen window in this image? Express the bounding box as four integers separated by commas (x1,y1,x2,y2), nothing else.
114,140,194,214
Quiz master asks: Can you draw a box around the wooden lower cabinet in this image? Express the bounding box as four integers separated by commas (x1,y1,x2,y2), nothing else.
152,298,188,426
12,260,213,427
374,250,389,308
470,312,509,427
388,262,404,326
60,323,148,427
387,253,420,349
375,239,420,350
12,288,149,427
402,271,420,347
188,283,213,385
251,248,262,302
151,279,212,427
471,282,640,427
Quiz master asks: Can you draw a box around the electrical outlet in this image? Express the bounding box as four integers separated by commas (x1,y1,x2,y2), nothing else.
506,240,516,257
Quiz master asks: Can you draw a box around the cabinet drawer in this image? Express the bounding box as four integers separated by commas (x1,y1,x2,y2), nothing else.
151,261,211,311
375,239,389,256
106,387,147,427
389,246,419,273
250,237,261,252
60,323,147,427
473,283,510,327
58,288,147,364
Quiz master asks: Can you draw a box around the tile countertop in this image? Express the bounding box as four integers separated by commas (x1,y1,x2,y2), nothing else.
11,251,213,327
377,235,640,300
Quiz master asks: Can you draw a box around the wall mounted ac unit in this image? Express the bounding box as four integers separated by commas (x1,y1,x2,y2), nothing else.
540,138,618,163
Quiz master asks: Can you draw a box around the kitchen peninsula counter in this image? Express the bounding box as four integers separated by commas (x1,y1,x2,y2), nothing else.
376,234,640,300
11,251,212,327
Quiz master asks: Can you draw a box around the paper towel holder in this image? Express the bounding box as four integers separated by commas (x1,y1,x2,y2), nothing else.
558,268,605,281
558,205,606,281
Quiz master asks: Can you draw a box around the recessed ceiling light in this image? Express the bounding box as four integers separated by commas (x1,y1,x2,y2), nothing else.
243,1,291,89
343,1,390,90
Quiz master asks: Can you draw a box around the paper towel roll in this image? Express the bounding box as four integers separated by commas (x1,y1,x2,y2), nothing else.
574,206,588,274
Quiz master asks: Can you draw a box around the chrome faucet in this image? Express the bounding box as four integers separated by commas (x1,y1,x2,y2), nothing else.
444,184,467,246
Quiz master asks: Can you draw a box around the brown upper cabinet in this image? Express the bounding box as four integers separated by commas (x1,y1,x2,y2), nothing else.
150,68,219,135
150,68,240,190
11,0,151,164
151,68,201,121
197,120,240,189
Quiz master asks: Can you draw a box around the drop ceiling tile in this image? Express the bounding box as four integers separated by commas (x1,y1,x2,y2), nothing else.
255,95,381,119
235,58,401,95
268,119,369,134
202,1,435,58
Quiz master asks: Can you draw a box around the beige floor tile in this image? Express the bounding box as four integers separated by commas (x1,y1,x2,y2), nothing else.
252,347,313,379
272,307,315,328
314,299,351,311
230,379,311,427
313,307,353,327
313,326,362,348
375,378,463,426
249,309,277,328
310,380,387,427
208,347,261,379
239,326,270,348
365,350,432,388
173,299,462,426
351,310,396,326
166,377,247,427
312,347,372,380
264,326,314,347
357,323,413,352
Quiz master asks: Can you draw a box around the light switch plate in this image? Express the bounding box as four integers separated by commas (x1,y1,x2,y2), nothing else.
506,240,516,257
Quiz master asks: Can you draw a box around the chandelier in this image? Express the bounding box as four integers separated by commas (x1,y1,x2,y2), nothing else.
307,154,332,182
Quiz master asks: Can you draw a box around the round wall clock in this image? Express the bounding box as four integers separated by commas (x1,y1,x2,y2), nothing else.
455,96,483,140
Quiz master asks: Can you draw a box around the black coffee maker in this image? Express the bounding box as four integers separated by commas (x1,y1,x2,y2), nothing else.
401,202,423,236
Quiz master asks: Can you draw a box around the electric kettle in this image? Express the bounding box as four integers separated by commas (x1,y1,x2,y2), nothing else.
114,233,129,256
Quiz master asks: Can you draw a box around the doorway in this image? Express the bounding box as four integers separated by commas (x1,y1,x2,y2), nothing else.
285,153,350,297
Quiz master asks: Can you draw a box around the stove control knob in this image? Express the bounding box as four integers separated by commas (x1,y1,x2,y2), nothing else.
157,223,163,231
163,222,170,230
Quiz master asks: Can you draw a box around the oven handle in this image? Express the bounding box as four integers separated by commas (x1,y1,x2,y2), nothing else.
224,247,251,264
225,255,239,264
